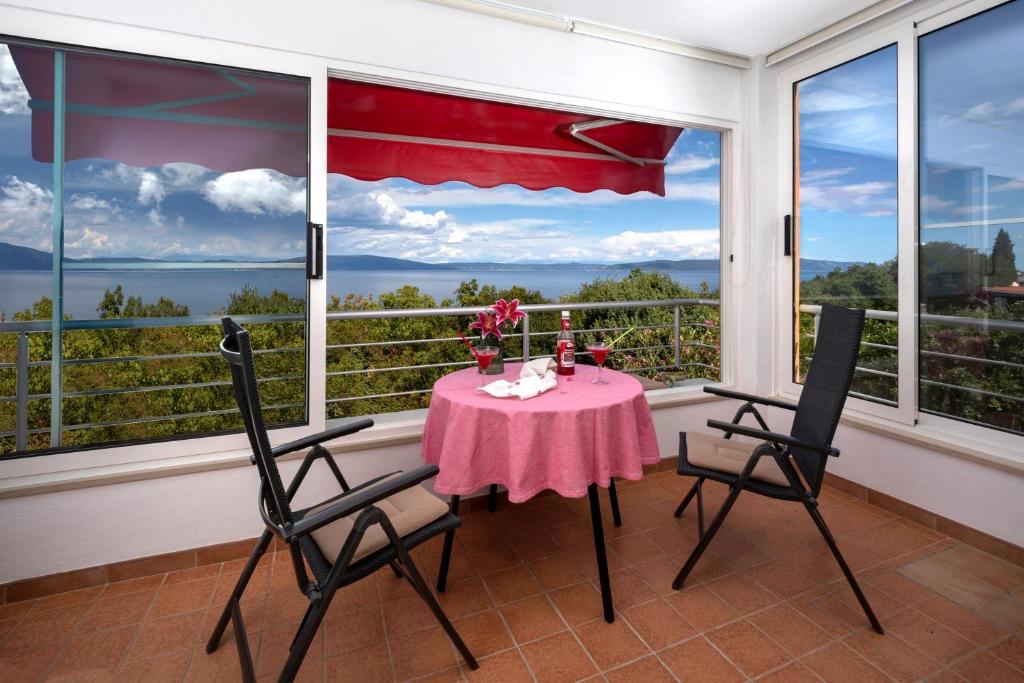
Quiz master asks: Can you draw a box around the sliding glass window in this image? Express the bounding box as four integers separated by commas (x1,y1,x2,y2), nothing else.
0,39,310,455
792,46,899,405
919,0,1024,435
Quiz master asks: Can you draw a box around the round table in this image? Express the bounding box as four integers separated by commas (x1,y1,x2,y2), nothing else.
422,362,660,622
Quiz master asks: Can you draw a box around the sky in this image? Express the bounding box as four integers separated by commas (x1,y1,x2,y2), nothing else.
3,0,1024,270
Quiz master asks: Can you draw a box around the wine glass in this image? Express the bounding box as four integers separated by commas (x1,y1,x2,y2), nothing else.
473,346,499,388
586,342,611,384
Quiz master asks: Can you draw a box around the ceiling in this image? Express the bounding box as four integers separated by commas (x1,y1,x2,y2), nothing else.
508,0,881,56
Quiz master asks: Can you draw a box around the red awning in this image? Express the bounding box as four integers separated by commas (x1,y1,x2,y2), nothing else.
10,45,308,177
327,79,682,196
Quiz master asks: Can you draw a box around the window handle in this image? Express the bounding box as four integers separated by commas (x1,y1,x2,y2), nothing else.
783,215,792,256
306,222,324,280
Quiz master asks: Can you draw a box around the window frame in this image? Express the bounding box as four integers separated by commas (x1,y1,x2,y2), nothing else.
775,0,1024,453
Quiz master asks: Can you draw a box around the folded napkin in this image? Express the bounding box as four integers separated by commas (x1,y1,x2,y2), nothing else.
477,358,558,400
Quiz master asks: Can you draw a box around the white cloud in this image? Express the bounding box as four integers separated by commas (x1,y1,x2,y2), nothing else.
800,180,895,214
599,229,719,260
664,181,720,202
202,169,306,215
160,162,209,188
0,176,52,248
964,101,997,121
798,86,884,114
992,177,1024,192
801,167,854,182
921,194,955,212
0,44,29,115
65,227,110,256
137,171,165,206
665,155,719,175
330,191,451,229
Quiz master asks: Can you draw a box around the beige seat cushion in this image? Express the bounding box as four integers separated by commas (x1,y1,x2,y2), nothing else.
683,432,790,487
308,474,450,563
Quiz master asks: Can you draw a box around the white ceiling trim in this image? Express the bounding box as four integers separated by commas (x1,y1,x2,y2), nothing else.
421,0,752,69
764,0,916,66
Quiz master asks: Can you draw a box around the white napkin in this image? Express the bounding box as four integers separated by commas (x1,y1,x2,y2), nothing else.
477,358,558,400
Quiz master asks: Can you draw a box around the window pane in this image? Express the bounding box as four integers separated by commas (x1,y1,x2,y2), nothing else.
0,42,56,453
0,40,309,455
325,82,722,418
793,45,899,405
919,1,1024,434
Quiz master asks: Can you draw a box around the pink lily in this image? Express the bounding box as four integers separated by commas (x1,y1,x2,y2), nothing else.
469,309,503,341
493,298,526,328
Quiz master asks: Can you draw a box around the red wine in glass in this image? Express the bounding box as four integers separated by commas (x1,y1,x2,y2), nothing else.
586,342,611,384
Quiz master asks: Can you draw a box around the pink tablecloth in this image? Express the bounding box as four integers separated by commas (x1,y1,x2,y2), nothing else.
422,363,660,502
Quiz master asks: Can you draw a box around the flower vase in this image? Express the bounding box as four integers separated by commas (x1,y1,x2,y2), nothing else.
484,338,504,375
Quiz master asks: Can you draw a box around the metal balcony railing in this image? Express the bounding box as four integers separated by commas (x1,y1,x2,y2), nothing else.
798,304,1024,411
325,298,721,407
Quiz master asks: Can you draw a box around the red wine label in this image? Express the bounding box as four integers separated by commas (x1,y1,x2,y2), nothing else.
557,340,575,368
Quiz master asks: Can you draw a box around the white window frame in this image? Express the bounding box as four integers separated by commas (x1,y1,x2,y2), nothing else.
774,0,1024,454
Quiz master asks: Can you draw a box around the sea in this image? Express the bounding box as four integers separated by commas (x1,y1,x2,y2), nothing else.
0,268,732,319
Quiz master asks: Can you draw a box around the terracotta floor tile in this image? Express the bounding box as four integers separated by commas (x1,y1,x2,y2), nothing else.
574,617,650,670
528,555,587,591
509,531,562,562
324,641,392,682
666,586,741,632
747,602,834,658
482,566,542,605
435,576,493,619
262,590,311,631
148,577,216,619
706,619,791,678
604,655,675,682
623,597,695,650
201,594,266,648
600,568,657,610
800,641,890,683
117,650,193,683
465,648,533,682
185,642,246,683
706,574,780,615
844,629,943,682
382,591,439,637
164,564,221,585
0,643,62,682
607,533,663,565
323,599,385,656
520,631,597,683
990,635,1024,671
866,570,938,605
390,625,459,680
952,650,1024,682
32,586,104,613
467,540,521,574
659,636,745,682
631,556,687,597
125,610,204,662
549,582,605,626
48,623,136,679
914,594,1007,646
930,544,1024,593
757,661,821,682
453,609,513,658
500,595,565,644
886,608,977,664
255,626,324,682
79,588,158,632
0,599,37,620
5,602,89,650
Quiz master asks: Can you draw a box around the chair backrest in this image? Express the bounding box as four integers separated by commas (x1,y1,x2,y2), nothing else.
789,303,865,493
220,317,294,527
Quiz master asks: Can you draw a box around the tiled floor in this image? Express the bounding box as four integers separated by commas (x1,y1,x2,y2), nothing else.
2,472,1023,682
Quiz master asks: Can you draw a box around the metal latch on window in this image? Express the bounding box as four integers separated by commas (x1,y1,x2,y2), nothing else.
306,222,324,280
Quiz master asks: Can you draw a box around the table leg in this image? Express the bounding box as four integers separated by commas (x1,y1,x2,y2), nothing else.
436,494,460,593
488,484,498,512
608,478,622,527
587,483,615,623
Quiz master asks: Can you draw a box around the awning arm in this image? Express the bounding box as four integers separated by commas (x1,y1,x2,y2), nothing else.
569,119,647,167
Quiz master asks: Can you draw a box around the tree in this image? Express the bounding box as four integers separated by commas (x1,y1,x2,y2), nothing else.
991,228,1018,286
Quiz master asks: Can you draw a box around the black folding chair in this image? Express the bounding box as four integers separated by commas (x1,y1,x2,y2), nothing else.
206,317,478,682
671,303,883,634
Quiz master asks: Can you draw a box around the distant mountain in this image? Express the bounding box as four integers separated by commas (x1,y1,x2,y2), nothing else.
0,242,861,274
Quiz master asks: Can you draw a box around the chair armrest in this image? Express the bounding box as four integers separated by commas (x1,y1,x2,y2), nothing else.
287,465,441,538
703,386,798,411
272,418,374,458
706,419,839,457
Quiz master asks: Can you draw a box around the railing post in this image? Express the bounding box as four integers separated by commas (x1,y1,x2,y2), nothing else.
521,314,530,362
673,306,681,369
813,311,821,342
16,333,28,452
